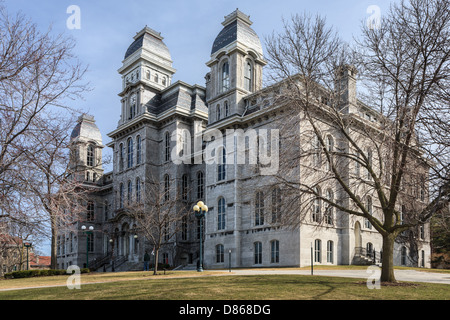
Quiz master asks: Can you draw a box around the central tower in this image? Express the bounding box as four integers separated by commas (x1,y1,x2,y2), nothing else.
205,9,266,124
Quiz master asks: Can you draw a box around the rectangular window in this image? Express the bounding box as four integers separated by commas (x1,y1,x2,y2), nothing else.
254,242,262,264
271,240,279,263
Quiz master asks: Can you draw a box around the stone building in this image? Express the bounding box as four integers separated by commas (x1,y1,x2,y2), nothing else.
57,9,431,271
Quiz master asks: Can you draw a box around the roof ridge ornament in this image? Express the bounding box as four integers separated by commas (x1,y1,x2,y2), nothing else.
222,8,252,27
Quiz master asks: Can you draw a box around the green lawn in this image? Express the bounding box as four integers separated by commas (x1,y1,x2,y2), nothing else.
0,271,448,300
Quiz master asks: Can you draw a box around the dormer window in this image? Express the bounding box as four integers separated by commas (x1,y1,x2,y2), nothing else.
221,61,230,92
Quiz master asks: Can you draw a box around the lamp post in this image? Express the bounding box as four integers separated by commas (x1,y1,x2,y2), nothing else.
228,249,232,272
193,200,208,272
23,242,32,270
81,225,94,269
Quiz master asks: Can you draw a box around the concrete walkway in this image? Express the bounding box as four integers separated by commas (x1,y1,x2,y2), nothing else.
230,268,450,285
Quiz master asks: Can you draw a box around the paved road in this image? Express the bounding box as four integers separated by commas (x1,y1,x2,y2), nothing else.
231,268,450,285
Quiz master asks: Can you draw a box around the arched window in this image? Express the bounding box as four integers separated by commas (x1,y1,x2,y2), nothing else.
162,76,167,86
182,174,188,201
127,137,133,168
165,132,170,162
87,145,94,167
217,147,226,181
365,196,373,229
154,73,159,83
270,240,279,263
221,61,230,91
164,175,170,201
244,60,253,91
216,104,221,121
255,191,264,226
181,129,189,158
136,135,141,165
218,197,226,230
216,244,224,263
327,240,334,263
146,69,151,80
197,171,204,200
87,201,94,221
324,189,333,225
312,187,321,223
271,187,281,223
314,239,322,263
254,242,262,264
136,178,141,203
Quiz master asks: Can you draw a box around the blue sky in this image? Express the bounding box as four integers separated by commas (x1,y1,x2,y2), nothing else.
3,0,396,255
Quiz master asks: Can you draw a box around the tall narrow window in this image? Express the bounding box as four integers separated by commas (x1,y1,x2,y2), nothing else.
255,191,264,226
127,137,133,168
164,175,170,201
218,147,226,181
129,94,137,119
365,196,372,229
224,101,229,117
244,60,253,91
312,135,321,167
119,183,124,209
182,216,188,241
218,197,226,230
326,135,334,171
104,201,109,221
165,132,170,162
221,61,230,91
182,174,188,201
254,242,262,264
327,240,334,263
197,171,204,200
324,189,333,225
401,246,407,265
136,135,141,165
119,143,124,171
87,201,94,221
314,239,322,263
271,188,281,223
87,233,94,252
216,104,221,121
127,180,132,204
136,178,141,203
216,244,224,263
312,187,321,223
270,240,279,263
87,145,94,167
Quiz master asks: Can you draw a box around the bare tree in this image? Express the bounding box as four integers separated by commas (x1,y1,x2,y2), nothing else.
264,0,450,283
124,175,191,275
0,5,89,267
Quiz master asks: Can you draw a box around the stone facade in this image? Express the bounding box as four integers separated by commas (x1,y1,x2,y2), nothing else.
57,9,431,271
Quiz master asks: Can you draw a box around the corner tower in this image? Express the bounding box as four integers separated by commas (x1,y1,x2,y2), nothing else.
117,27,176,127
205,9,266,124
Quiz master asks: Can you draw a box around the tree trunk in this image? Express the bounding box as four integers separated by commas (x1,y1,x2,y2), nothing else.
380,234,396,282
153,249,159,275
51,226,58,269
